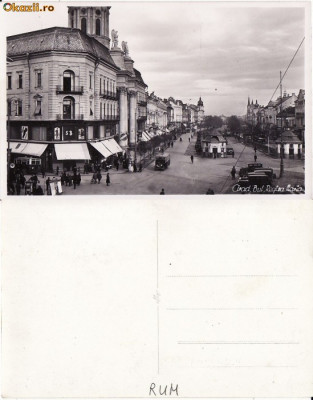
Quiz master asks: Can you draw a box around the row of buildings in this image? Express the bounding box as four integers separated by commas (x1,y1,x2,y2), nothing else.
246,90,305,157
6,6,204,172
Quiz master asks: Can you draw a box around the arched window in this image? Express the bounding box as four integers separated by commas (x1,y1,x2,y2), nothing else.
63,70,75,92
96,19,101,36
81,17,86,33
63,96,75,120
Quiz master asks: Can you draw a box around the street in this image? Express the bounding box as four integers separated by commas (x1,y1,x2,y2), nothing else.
30,134,303,196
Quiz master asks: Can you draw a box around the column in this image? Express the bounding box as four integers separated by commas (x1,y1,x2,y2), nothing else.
118,87,128,137
129,90,137,147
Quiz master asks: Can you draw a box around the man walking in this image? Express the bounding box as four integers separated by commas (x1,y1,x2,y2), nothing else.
106,172,110,186
190,155,194,164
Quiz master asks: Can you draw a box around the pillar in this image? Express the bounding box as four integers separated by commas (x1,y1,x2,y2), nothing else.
118,87,128,138
129,90,137,147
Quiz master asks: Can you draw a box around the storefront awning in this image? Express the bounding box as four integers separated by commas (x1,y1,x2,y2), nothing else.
142,132,151,142
55,143,91,160
103,138,123,154
90,141,113,158
9,142,48,157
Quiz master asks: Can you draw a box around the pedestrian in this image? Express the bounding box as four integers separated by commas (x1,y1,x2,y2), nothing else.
139,162,142,172
232,151,235,158
61,172,66,186
189,137,191,142
46,177,51,194
97,171,102,184
106,172,110,186
206,188,215,195
191,155,194,163
160,188,165,195
231,166,236,180
116,160,119,171
16,180,21,195
77,172,81,186
41,166,46,178
134,163,137,173
68,174,73,187
254,154,257,162
73,174,77,189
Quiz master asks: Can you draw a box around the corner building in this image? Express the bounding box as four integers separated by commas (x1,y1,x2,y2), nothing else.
7,6,148,171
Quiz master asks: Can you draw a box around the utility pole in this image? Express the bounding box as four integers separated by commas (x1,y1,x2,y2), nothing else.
279,71,284,178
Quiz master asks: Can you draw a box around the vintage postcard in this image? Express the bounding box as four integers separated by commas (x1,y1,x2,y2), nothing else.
2,1,311,196
1,1,313,399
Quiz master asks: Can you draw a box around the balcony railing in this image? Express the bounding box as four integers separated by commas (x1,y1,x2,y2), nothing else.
138,96,147,106
101,90,118,100
56,114,84,120
56,85,84,95
103,114,119,121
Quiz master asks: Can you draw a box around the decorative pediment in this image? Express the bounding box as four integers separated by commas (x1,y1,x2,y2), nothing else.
33,94,42,100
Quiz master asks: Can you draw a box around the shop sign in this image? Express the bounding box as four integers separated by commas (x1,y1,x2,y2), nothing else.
21,126,28,140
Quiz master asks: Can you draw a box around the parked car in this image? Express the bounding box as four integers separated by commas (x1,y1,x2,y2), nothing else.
226,147,235,156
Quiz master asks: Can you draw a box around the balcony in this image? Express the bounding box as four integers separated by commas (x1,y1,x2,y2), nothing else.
138,96,147,106
101,90,118,100
56,114,84,120
56,85,84,95
103,114,119,121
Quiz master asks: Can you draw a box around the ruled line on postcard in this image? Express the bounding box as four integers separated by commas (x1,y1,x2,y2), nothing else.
178,341,299,345
167,275,298,278
167,307,297,311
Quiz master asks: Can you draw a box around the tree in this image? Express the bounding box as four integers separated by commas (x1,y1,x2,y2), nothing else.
227,115,241,134
202,115,223,129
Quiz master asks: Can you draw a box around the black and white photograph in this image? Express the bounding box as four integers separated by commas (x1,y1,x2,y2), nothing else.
5,1,309,195
2,2,313,399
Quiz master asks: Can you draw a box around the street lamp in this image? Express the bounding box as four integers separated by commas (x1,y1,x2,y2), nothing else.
279,71,284,178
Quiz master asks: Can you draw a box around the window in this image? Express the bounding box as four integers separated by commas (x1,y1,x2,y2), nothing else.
18,73,23,89
90,100,93,116
100,103,102,119
81,17,86,33
89,74,93,90
63,96,75,119
63,70,75,92
8,100,12,116
16,100,22,116
100,78,102,94
7,74,12,90
103,103,106,116
35,99,42,116
96,19,101,35
35,70,42,88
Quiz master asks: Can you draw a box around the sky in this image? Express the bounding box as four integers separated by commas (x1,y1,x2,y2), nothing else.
3,1,306,116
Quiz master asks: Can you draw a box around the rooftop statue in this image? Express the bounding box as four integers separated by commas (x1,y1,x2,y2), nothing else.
111,29,118,48
121,41,129,56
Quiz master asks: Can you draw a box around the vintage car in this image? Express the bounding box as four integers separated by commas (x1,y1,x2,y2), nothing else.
155,153,171,171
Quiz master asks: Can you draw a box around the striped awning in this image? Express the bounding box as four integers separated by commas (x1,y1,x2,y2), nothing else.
55,143,91,160
9,142,48,157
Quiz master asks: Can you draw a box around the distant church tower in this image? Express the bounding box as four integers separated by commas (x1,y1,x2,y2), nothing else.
197,97,204,122
68,6,111,48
